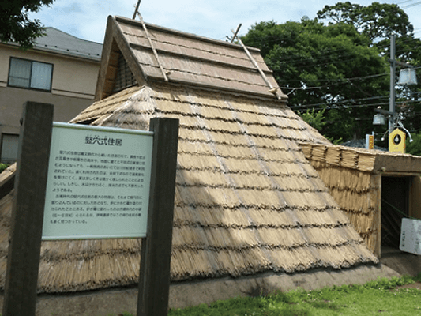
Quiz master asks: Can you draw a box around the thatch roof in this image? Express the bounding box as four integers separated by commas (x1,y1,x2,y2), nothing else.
300,143,421,174
300,142,421,256
96,16,286,101
0,17,379,294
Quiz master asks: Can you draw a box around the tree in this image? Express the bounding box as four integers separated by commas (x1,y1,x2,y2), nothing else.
242,2,421,143
317,2,414,43
318,2,421,138
406,132,421,156
300,108,326,131
0,0,54,48
242,18,389,142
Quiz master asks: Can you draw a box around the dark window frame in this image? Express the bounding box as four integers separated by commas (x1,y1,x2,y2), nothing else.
7,57,54,92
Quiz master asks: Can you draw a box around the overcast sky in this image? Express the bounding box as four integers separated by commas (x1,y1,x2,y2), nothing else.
29,0,421,44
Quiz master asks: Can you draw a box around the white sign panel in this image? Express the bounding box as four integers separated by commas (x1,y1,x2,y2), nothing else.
42,123,153,240
400,218,421,255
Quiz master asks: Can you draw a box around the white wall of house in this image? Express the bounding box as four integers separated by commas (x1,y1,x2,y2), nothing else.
0,44,101,163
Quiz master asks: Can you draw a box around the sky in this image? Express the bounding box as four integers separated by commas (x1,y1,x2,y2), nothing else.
29,0,421,44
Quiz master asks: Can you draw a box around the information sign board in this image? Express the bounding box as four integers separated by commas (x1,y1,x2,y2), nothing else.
42,123,153,240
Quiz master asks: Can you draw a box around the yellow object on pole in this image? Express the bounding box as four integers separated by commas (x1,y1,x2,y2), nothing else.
389,128,406,153
368,135,374,149
366,133,374,149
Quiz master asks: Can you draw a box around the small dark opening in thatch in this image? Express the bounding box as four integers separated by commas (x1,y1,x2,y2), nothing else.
381,176,410,249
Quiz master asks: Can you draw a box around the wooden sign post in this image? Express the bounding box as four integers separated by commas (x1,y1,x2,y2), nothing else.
137,118,179,316
2,105,178,316
3,102,54,316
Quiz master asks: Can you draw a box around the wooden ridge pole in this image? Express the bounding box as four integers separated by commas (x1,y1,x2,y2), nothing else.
3,102,54,316
137,117,179,316
136,13,169,82
133,0,142,19
231,28,281,100
230,23,242,43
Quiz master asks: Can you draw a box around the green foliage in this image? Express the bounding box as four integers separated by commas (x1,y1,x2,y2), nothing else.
300,108,326,131
241,18,389,142
0,0,55,48
406,131,421,156
317,2,421,135
300,108,344,144
0,164,8,173
327,136,343,145
317,2,414,42
242,2,421,142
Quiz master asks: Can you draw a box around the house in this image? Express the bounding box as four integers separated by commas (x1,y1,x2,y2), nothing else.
300,143,421,257
0,16,401,314
0,27,102,163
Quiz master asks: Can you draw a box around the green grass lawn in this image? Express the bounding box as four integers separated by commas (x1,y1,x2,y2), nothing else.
163,274,421,316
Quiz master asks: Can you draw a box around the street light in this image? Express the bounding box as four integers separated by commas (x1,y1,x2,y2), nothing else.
373,114,386,126
398,68,418,85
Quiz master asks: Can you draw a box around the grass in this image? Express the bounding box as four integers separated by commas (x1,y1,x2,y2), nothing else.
162,274,421,316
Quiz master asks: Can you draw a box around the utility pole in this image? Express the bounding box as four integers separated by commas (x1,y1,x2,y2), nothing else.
375,35,417,151
388,35,418,133
389,34,396,134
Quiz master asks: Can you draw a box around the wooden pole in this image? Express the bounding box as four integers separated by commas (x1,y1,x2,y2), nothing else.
137,118,179,316
374,174,382,258
3,102,54,316
133,0,142,19
136,13,169,82
0,123,3,163
235,36,281,100
230,24,242,43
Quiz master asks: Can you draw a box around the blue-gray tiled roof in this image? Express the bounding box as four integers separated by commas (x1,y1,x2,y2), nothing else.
34,27,103,61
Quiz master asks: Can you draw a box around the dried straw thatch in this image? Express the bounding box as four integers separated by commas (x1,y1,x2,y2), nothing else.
96,16,286,102
0,16,379,294
300,142,421,256
0,85,379,293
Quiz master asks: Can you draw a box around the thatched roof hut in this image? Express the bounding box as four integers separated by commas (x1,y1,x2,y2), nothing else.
0,16,398,311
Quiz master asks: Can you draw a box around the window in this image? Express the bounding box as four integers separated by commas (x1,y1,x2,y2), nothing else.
8,57,53,91
1,133,19,164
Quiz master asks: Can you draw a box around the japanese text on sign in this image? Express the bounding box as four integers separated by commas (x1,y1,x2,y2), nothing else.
42,123,153,240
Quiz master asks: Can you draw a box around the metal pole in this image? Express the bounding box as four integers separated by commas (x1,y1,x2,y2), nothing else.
389,34,396,134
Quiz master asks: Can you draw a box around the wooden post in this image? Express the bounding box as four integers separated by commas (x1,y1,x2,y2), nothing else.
372,174,382,258
2,102,54,316
137,118,179,316
0,123,3,162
